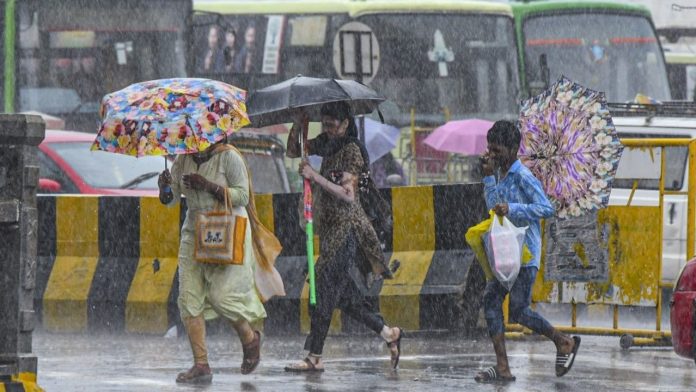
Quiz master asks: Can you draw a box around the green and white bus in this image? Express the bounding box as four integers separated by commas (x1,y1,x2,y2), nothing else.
1,0,191,132
510,0,671,102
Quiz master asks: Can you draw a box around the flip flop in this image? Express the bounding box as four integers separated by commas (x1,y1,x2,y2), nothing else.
387,327,404,370
284,357,325,373
474,366,516,383
556,336,581,377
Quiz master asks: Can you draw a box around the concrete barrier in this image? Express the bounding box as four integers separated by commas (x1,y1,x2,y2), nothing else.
35,183,487,334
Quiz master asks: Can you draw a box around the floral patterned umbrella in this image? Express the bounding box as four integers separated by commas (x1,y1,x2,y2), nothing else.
91,78,250,157
518,76,624,219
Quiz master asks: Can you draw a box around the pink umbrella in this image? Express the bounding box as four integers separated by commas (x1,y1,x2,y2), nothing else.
423,119,494,155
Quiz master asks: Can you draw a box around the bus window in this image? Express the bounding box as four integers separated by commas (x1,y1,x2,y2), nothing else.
523,13,670,102
665,52,696,101
194,17,268,76
352,14,518,126
614,133,690,191
192,12,518,127
16,0,189,132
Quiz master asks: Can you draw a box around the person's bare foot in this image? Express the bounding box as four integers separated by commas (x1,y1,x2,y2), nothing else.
386,327,403,369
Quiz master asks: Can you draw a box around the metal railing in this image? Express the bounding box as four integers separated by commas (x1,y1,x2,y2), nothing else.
506,138,696,348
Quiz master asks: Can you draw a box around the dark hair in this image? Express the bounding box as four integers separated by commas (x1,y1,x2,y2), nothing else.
487,120,521,151
320,101,358,139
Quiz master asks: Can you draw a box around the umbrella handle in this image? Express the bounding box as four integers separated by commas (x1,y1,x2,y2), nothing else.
300,117,316,306
305,182,316,307
301,116,310,158
164,155,168,171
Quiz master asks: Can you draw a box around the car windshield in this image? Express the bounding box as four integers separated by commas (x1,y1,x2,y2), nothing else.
524,13,671,102
49,141,163,189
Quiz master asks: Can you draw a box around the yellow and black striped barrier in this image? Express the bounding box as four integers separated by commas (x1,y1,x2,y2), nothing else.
35,183,487,334
0,372,43,392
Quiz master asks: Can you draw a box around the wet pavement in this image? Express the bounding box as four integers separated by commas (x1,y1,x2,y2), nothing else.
33,330,695,391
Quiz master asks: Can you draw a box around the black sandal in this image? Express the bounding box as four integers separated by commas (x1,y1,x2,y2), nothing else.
474,366,516,383
284,357,325,373
556,336,581,377
241,331,261,375
387,327,404,370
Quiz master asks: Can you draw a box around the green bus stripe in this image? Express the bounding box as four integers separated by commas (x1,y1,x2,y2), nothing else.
4,0,16,113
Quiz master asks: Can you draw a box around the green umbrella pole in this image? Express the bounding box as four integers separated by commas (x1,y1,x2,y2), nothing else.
305,210,316,306
301,116,317,306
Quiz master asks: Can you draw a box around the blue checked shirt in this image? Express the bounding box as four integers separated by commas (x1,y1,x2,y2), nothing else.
482,160,554,269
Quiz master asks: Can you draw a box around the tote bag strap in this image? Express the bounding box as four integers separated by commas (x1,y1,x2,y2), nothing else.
213,143,282,272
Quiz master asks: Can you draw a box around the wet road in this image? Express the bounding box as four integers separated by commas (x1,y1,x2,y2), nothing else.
33,331,695,391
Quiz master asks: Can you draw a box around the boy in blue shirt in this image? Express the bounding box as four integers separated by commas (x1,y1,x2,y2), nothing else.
475,121,581,383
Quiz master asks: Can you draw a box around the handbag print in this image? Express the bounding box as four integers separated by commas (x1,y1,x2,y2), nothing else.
194,187,247,264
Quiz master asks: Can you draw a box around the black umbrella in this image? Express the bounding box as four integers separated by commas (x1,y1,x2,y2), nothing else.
246,75,385,128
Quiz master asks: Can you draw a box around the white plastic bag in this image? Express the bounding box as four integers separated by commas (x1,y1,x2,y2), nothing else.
483,216,528,290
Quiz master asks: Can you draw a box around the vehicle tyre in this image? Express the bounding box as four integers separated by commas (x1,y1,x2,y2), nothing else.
620,334,634,350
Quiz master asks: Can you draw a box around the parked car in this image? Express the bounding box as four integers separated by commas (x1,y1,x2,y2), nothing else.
38,129,291,195
38,130,163,195
670,258,696,363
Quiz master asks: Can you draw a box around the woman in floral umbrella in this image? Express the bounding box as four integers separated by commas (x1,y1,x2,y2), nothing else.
158,136,266,383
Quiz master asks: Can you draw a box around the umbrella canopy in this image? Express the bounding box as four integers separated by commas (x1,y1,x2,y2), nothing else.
519,76,624,219
91,78,250,157
364,118,400,163
246,75,385,127
423,119,494,155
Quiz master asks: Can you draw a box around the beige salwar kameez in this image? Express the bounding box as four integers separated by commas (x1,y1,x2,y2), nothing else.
169,149,266,323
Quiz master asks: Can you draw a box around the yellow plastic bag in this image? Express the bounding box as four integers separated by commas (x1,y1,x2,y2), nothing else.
465,210,533,281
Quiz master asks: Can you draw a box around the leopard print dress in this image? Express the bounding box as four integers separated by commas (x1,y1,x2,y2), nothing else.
312,143,388,279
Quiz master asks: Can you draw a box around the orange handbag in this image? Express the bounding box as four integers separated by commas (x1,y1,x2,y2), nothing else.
193,189,247,265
